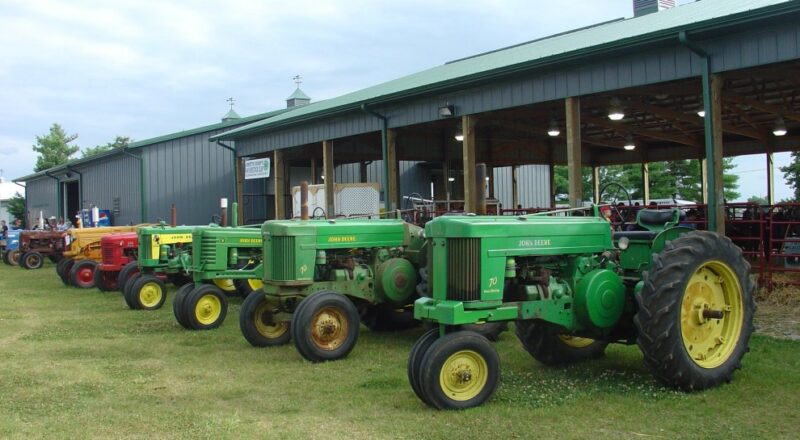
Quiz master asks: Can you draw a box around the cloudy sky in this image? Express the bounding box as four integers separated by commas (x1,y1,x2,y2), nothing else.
0,0,790,201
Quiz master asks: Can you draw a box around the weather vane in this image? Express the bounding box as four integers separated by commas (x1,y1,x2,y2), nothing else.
293,75,302,87
227,97,235,109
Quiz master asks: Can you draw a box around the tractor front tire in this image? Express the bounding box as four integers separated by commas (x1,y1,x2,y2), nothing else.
407,328,440,406
57,258,75,284
128,275,168,311
634,230,755,391
20,251,45,270
184,284,228,330
291,292,360,362
515,321,607,366
70,260,98,288
172,283,195,329
5,250,20,266
240,290,291,347
122,273,142,308
117,262,140,292
418,331,500,410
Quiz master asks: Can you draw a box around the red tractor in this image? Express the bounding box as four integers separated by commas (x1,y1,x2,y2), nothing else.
17,230,67,269
94,232,139,291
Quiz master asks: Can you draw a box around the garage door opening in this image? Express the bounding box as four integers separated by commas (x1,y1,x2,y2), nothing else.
62,180,80,223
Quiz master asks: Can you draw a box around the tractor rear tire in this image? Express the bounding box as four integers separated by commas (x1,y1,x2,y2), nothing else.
235,278,264,298
94,267,118,292
21,251,45,270
70,260,98,288
117,262,140,292
515,321,607,366
128,275,167,311
461,322,508,341
362,306,418,332
240,290,291,347
291,292,360,362
122,273,142,308
418,331,500,410
172,283,195,329
57,259,75,284
184,284,228,330
407,328,439,406
634,230,755,391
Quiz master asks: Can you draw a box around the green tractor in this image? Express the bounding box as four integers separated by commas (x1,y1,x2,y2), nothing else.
239,217,427,362
121,224,200,310
407,206,755,409
171,224,264,330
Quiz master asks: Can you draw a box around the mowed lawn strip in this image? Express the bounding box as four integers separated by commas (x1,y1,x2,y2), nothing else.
1,262,798,440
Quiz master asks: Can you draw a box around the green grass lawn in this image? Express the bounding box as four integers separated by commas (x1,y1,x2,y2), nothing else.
1,262,798,439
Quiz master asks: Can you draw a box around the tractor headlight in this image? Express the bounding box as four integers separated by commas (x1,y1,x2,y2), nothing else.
617,236,630,250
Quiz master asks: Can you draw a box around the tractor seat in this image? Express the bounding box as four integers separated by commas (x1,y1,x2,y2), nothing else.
613,231,658,241
637,208,680,230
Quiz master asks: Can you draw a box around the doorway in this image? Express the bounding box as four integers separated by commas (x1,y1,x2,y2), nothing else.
62,180,80,223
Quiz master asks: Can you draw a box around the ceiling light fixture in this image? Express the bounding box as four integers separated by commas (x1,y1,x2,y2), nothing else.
623,135,636,151
454,125,464,142
438,104,455,118
773,117,788,137
608,97,625,121
547,118,560,137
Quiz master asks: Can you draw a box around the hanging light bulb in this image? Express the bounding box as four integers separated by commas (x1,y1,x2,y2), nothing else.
454,124,464,142
608,97,625,121
697,108,706,118
623,135,636,151
773,117,788,136
447,177,455,182
547,118,560,137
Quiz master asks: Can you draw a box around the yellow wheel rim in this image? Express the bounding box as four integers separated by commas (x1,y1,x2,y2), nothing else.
138,282,163,308
680,260,744,369
247,278,263,291
439,349,488,402
195,294,222,325
558,335,595,349
213,279,237,293
310,306,348,351
254,300,288,339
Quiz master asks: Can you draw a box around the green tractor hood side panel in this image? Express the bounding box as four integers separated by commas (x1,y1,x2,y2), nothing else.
191,226,264,281
263,219,414,249
137,225,196,268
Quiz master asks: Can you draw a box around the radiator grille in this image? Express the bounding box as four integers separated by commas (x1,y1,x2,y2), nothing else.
101,241,116,263
446,238,481,301
270,236,296,280
200,236,217,265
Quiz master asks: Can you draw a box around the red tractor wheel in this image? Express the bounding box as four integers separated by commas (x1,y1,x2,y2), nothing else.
70,260,99,288
94,267,119,292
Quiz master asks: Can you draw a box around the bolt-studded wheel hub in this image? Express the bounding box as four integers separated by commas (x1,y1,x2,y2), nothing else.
78,267,94,284
139,282,163,308
439,349,488,401
680,260,744,369
255,301,288,339
194,294,222,325
310,306,348,351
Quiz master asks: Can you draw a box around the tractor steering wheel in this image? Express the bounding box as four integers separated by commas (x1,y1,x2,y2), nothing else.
598,182,633,229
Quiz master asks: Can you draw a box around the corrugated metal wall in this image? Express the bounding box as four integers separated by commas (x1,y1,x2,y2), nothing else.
235,21,800,156
141,130,235,226
492,165,551,209
335,160,431,206
24,177,57,220
75,153,141,225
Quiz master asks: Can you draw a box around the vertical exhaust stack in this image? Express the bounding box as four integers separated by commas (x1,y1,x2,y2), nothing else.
300,181,310,220
475,163,487,216
170,204,177,227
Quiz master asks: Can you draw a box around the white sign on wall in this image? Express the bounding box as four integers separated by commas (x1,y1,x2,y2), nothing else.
244,158,271,179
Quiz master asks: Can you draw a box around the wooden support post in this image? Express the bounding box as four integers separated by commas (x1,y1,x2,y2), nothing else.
387,128,399,211
487,164,494,199
511,165,519,209
548,163,556,208
462,115,477,213
565,97,582,208
323,140,335,218
711,75,725,235
642,162,651,205
274,150,285,220
236,157,244,221
592,166,600,204
700,158,708,204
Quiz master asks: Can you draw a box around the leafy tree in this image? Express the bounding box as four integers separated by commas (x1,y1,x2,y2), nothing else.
6,193,26,226
747,195,768,205
780,151,800,201
81,136,131,158
32,123,79,171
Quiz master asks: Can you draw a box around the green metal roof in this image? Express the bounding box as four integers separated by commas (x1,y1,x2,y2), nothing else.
222,108,241,120
287,87,311,101
14,107,291,182
211,0,795,142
